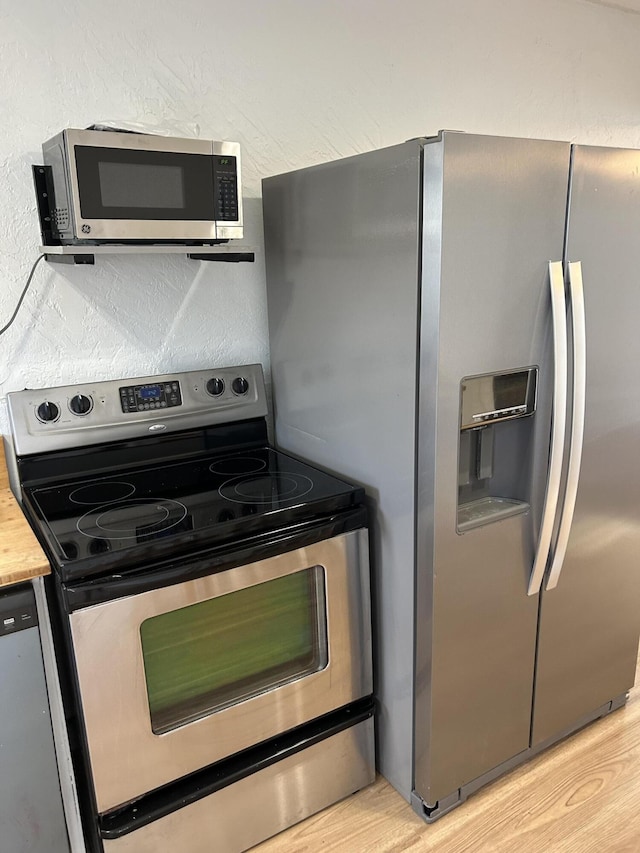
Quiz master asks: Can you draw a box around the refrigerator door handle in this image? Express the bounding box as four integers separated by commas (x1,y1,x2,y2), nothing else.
545,261,586,590
527,261,568,596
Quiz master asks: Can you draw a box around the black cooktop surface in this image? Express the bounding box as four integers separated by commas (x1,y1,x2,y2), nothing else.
23,446,364,581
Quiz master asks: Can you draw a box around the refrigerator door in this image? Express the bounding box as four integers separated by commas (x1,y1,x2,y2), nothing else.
532,145,640,746
414,132,571,806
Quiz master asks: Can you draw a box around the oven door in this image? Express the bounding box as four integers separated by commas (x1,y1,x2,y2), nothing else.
68,528,371,814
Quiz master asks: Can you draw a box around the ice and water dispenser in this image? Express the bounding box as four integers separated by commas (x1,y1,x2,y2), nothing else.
457,368,538,532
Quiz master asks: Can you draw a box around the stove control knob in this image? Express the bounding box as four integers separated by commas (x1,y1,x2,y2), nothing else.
232,377,249,395
36,401,59,422
69,394,93,416
206,377,225,397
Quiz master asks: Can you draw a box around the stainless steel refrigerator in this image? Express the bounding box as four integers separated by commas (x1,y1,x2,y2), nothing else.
262,131,640,819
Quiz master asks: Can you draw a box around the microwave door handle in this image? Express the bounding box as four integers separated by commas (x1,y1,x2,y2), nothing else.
545,261,586,590
527,261,568,596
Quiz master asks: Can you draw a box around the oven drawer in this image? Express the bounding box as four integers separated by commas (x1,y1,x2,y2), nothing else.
69,528,372,812
101,716,374,853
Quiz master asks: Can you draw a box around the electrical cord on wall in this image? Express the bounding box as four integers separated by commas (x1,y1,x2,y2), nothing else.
0,254,46,337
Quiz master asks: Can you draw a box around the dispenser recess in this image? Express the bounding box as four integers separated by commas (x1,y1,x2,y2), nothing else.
457,367,538,533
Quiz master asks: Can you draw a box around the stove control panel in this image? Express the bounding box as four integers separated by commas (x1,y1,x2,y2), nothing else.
7,364,268,457
119,381,182,414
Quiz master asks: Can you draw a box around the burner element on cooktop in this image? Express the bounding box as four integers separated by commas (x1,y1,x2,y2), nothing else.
76,498,188,540
209,456,267,476
69,481,136,505
218,473,314,505
23,444,364,576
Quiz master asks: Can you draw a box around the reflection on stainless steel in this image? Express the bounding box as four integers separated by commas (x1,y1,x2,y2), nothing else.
102,718,375,853
70,529,371,812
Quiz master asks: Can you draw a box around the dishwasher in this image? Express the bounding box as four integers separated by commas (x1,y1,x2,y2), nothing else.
0,582,69,852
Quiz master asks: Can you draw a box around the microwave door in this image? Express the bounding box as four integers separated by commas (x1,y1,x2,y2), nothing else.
71,144,219,241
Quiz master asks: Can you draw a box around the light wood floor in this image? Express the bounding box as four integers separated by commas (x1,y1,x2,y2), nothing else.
256,654,640,852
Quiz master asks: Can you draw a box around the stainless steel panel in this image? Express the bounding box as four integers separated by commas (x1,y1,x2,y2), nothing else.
0,599,69,853
32,577,85,853
70,219,222,243
70,530,371,811
532,145,640,744
7,364,267,456
61,128,216,155
102,718,375,853
264,141,423,798
414,133,571,804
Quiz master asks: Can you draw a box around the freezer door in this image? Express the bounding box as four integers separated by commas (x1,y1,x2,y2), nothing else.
414,133,572,805
531,145,640,746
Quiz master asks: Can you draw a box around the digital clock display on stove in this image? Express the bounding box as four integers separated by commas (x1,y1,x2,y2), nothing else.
139,385,162,399
119,381,182,413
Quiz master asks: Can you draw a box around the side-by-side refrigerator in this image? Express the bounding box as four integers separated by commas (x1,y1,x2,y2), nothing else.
262,131,640,819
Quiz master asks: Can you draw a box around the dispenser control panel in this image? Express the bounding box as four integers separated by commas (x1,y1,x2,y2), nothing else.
459,367,537,431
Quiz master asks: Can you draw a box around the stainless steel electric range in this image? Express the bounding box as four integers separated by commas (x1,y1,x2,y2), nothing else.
5,364,374,853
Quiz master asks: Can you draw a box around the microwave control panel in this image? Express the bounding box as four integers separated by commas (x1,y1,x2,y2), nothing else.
213,156,239,221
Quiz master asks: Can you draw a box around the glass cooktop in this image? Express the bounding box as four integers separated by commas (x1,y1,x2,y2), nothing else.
23,446,364,580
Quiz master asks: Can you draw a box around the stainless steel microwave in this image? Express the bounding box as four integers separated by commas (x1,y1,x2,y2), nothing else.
41,129,243,244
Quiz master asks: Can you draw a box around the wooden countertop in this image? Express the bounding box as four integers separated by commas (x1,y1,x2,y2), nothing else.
0,442,50,588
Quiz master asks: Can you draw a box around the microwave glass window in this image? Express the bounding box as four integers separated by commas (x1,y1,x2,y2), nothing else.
98,161,185,209
140,566,328,734
74,145,217,220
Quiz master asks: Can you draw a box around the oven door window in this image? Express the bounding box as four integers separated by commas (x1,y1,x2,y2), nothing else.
140,566,328,734
74,145,216,220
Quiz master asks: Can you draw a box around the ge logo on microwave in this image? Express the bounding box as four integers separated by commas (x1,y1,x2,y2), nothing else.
81,224,91,233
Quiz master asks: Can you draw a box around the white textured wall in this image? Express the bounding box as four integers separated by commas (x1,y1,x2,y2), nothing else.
1,0,640,434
